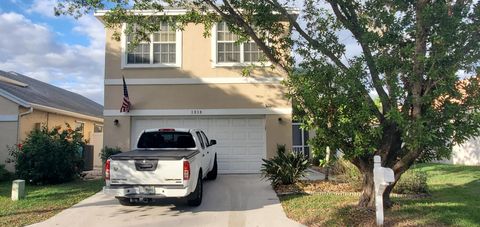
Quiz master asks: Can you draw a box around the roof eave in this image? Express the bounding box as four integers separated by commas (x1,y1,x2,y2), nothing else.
94,7,300,21
0,88,31,108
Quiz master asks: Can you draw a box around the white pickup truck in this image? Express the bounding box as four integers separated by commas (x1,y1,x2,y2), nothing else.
103,128,217,206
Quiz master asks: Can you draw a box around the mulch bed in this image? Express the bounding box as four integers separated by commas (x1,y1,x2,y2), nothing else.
275,180,430,199
275,180,358,195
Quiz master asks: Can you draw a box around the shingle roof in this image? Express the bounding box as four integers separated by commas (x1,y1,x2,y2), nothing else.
0,70,103,118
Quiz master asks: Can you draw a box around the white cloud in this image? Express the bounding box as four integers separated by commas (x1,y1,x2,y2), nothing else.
28,0,58,18
0,12,105,104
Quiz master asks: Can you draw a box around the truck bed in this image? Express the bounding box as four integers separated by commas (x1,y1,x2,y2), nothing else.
111,149,199,160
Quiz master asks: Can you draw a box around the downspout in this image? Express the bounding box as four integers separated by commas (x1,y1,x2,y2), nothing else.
19,107,33,117
17,106,33,144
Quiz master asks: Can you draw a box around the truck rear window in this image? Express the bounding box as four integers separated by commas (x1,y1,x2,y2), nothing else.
137,132,196,149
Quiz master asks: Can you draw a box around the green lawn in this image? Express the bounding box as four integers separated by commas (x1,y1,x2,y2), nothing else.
0,179,104,226
280,163,480,226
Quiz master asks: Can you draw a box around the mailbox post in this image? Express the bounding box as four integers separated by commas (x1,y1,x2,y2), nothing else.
373,155,395,226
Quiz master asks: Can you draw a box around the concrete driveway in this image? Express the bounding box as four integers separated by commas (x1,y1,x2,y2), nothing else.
30,175,304,227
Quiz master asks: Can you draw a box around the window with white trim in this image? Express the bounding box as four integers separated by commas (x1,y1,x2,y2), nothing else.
292,122,310,157
124,22,181,67
214,22,266,65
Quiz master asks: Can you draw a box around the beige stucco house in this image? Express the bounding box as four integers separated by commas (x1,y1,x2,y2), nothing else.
96,10,294,173
0,70,104,171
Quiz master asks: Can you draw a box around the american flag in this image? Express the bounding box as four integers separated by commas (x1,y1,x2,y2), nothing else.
120,76,131,113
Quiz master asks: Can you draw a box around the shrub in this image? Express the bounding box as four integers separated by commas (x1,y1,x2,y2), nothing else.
332,159,429,194
0,164,12,182
100,146,122,164
393,168,428,194
331,158,363,190
261,145,310,186
8,125,84,185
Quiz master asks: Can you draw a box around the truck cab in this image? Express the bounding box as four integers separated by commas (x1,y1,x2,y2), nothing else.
103,128,217,206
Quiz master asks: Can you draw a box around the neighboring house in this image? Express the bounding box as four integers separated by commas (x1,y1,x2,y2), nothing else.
95,9,295,173
0,70,104,171
442,139,480,165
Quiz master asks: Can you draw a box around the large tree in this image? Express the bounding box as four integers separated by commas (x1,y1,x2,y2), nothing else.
56,0,480,207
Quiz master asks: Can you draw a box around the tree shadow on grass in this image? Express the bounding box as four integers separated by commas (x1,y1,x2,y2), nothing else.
330,179,480,227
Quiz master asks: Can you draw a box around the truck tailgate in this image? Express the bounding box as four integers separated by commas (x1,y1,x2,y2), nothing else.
110,159,184,185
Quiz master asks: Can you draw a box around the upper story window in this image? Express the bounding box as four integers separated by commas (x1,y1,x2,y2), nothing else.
122,22,182,68
212,22,268,67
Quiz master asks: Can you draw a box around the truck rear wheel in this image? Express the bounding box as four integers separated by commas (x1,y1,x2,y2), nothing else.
206,155,217,180
117,197,134,206
187,174,203,206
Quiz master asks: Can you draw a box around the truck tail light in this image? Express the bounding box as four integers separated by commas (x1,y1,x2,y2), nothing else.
183,160,190,180
105,159,111,180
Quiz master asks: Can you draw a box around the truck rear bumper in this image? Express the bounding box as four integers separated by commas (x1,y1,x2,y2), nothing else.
103,185,190,198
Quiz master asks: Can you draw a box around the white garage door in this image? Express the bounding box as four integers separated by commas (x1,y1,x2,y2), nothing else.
131,116,266,173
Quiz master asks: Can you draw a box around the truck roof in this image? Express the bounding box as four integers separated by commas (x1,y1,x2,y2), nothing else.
143,128,196,133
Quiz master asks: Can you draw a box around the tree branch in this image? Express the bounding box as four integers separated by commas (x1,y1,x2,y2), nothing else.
266,0,349,71
266,0,383,120
327,0,391,113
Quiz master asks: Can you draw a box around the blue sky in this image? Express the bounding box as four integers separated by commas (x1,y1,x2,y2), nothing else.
0,0,105,104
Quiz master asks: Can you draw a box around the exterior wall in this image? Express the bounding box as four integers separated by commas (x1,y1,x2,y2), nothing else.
0,122,18,172
0,96,19,172
18,108,102,143
0,96,19,115
105,24,284,79
438,137,480,166
103,22,292,160
17,108,104,168
103,116,132,152
266,114,292,158
104,84,289,110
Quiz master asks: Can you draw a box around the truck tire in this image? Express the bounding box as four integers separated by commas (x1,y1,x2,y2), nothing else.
206,155,218,180
187,174,203,206
117,197,134,206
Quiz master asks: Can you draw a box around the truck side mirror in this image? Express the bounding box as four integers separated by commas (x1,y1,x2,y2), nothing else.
210,140,217,146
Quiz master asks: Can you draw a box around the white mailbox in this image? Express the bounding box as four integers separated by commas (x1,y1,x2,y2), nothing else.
373,155,395,226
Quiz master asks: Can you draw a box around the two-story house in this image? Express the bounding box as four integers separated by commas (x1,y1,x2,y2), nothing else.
95,9,293,173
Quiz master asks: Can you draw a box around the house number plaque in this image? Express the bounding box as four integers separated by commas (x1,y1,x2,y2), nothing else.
191,109,203,115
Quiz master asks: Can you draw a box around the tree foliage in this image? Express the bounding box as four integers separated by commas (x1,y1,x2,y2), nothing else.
55,0,480,207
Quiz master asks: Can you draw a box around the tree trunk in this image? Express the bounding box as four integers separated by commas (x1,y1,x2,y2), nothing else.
382,182,396,209
358,167,401,208
358,170,375,207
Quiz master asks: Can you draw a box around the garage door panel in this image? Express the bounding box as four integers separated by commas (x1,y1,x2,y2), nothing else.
132,116,266,173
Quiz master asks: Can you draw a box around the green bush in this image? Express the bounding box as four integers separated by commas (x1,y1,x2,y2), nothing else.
100,146,122,164
261,145,310,186
393,168,428,194
0,164,12,182
8,125,84,185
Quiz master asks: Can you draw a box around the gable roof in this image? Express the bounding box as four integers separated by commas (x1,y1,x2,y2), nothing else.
0,70,103,119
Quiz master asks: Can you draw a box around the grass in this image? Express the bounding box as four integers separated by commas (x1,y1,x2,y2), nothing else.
280,163,480,227
0,179,104,227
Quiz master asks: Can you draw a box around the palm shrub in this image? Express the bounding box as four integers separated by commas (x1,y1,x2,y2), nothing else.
100,146,122,164
8,124,84,184
261,145,310,186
